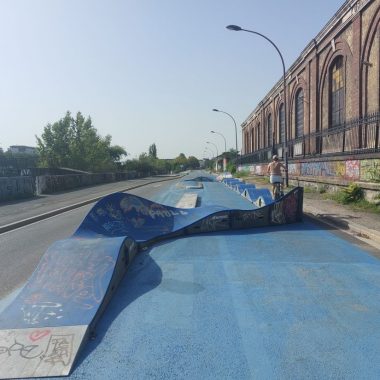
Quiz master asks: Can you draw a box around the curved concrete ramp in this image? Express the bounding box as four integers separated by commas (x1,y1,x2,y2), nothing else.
0,187,303,379
235,183,256,194
243,187,273,206
76,188,303,244
0,237,137,378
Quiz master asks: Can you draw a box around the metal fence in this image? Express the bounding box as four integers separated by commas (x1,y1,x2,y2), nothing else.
240,112,380,164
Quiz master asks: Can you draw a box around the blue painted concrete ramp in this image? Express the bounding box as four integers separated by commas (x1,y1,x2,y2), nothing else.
1,172,380,379
0,175,303,379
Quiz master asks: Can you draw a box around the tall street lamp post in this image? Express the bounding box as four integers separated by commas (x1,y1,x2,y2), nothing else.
206,141,219,157
212,108,238,161
206,141,219,172
226,25,289,187
204,146,215,158
204,146,216,171
210,130,227,153
211,130,227,171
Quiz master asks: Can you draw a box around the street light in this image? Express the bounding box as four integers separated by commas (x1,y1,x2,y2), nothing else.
226,24,289,187
206,141,219,157
212,108,238,157
203,148,213,159
211,130,227,171
203,148,214,171
204,146,214,156
206,141,219,172
210,130,227,153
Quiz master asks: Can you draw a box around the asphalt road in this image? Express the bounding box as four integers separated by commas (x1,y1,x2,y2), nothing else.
0,178,177,299
0,176,180,230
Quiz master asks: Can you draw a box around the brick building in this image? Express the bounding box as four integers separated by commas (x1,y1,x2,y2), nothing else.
240,0,380,191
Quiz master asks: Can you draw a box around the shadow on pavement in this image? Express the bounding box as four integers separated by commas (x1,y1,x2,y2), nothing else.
73,249,163,369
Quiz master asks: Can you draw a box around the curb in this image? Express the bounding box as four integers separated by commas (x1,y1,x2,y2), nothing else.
304,206,380,250
0,176,182,234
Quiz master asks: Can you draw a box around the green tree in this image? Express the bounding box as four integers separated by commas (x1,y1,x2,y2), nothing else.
187,156,200,169
36,111,73,168
148,143,157,159
173,153,188,172
36,111,126,172
108,145,127,163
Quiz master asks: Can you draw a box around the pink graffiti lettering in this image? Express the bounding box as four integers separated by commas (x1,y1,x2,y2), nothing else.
29,330,51,342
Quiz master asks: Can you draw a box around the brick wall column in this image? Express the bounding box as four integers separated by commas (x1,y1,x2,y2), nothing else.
351,14,362,117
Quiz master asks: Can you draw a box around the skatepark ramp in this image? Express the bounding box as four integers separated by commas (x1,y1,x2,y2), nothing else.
0,185,303,379
243,188,273,207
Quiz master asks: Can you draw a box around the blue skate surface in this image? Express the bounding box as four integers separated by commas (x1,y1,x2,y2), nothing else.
72,223,380,380
0,172,303,379
1,172,380,379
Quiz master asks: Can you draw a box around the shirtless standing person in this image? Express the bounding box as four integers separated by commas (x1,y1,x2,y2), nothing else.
267,155,287,197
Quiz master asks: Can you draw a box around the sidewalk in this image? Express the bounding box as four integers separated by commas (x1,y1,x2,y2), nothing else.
302,192,380,251
245,176,380,251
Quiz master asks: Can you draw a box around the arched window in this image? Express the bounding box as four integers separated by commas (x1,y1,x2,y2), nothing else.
279,104,285,144
257,123,260,150
295,89,304,138
330,56,344,128
267,114,273,147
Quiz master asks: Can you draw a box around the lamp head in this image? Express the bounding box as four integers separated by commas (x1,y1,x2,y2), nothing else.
226,25,242,31
211,130,215,133
212,108,219,112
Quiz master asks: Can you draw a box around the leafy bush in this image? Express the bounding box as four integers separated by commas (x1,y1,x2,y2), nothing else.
340,183,364,204
367,163,380,183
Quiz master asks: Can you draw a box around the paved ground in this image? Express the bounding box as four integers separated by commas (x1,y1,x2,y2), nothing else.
1,172,380,379
302,192,380,251
43,174,380,379
244,176,380,252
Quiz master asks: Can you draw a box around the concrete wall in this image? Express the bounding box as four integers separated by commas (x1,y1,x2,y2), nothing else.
0,171,138,202
35,171,137,195
240,157,380,201
0,176,36,202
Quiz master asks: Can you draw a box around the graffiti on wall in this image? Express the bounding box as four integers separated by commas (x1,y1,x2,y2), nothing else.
0,177,35,202
240,159,380,184
345,160,360,180
300,161,346,178
288,163,301,176
360,159,380,182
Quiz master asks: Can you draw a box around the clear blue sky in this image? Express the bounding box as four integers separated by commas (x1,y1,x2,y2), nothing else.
0,0,345,159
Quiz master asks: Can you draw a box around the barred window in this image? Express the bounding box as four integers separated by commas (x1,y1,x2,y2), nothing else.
267,114,273,147
295,89,304,138
257,123,260,150
330,56,344,128
279,104,285,143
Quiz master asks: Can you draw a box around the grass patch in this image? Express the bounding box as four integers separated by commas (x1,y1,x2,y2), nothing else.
235,170,250,178
324,189,380,214
303,186,316,193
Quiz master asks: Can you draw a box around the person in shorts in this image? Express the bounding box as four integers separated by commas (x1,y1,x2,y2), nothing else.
267,155,287,197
